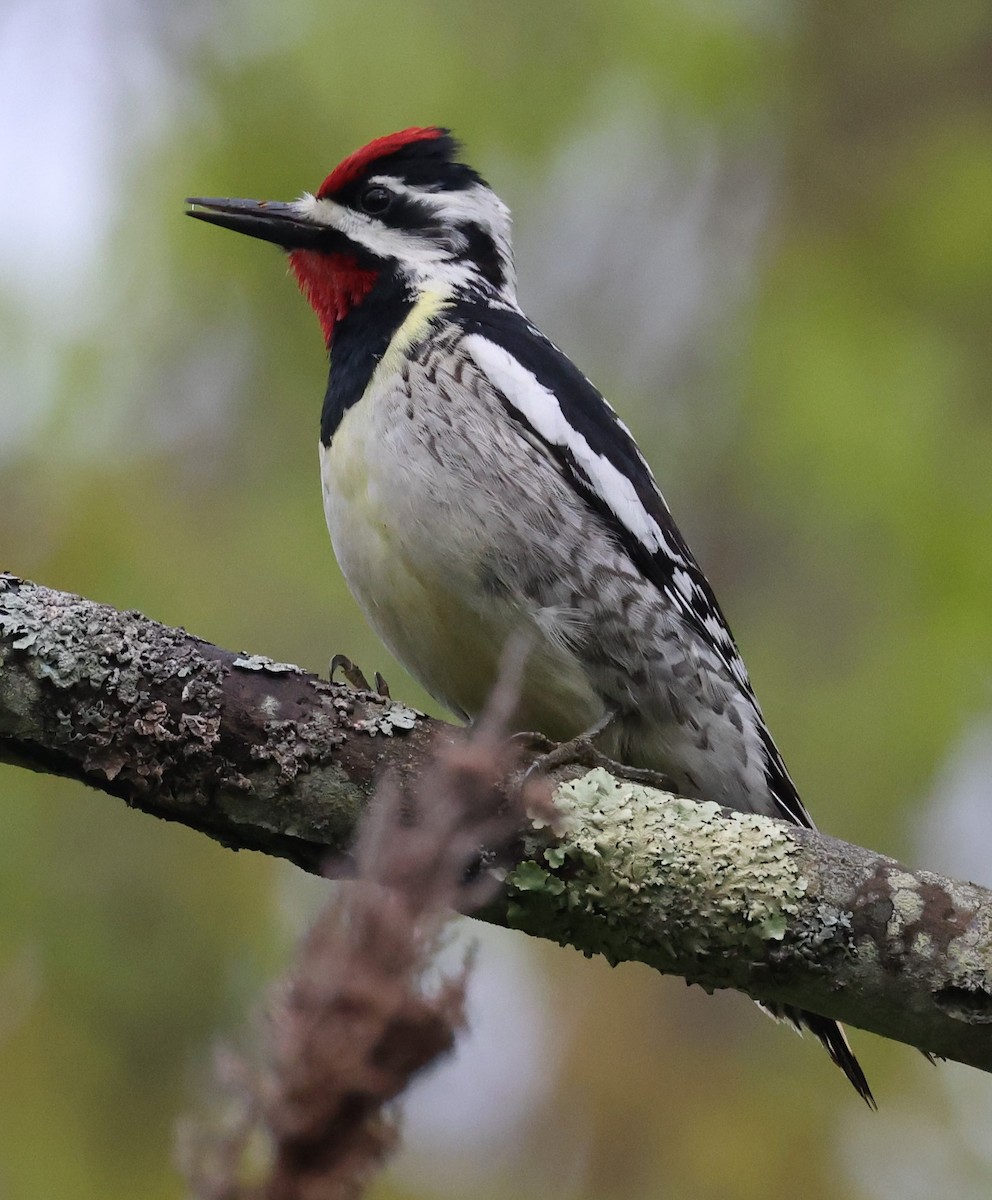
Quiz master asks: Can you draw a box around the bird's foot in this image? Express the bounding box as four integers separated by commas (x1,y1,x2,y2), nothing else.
330,653,370,690
517,711,613,778
525,731,606,777
515,714,676,793
329,654,391,699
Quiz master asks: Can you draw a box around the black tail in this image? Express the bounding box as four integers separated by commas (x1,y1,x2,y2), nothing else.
753,769,876,1107
801,1012,876,1109
761,1004,876,1109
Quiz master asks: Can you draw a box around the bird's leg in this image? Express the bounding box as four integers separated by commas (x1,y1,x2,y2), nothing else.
524,709,617,775
522,710,677,793
329,654,391,699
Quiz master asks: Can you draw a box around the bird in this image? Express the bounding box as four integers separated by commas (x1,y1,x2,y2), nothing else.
187,126,873,1106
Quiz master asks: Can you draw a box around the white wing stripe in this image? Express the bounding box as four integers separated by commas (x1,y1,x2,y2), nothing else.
464,334,685,564
465,331,754,695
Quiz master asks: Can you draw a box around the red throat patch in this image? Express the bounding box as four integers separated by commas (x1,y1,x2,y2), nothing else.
288,250,378,346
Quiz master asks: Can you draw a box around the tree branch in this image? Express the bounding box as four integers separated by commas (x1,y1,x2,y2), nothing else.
2,573,991,1073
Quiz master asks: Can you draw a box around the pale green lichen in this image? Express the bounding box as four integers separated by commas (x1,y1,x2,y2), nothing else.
792,900,852,954
888,882,925,939
936,924,992,1021
0,577,229,785
913,931,934,958
888,870,918,892
351,703,421,736
505,768,809,977
945,936,991,991
232,655,304,675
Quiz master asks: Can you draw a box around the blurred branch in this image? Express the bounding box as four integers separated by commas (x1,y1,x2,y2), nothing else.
179,676,550,1200
2,573,992,1077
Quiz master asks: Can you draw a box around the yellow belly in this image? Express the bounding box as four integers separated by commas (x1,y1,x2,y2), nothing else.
319,395,601,736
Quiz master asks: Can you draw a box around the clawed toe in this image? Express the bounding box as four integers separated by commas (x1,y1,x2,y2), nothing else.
519,709,615,781
329,654,372,690
519,711,676,793
329,654,391,698
510,729,557,754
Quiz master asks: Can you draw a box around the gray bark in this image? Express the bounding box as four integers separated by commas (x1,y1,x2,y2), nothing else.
2,573,991,1072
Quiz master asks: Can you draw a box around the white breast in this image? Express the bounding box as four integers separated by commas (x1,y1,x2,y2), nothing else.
318,329,602,735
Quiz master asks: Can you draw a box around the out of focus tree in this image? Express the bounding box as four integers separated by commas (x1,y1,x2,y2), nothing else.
0,2,989,1198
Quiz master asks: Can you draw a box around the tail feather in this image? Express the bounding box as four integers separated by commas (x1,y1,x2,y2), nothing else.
759,1003,876,1109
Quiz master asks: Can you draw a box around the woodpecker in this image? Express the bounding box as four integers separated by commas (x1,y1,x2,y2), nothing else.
187,127,873,1106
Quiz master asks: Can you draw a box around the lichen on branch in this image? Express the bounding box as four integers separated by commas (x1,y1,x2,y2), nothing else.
3,573,992,1076
507,768,813,969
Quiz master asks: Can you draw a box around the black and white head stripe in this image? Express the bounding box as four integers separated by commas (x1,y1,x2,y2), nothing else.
294,132,516,301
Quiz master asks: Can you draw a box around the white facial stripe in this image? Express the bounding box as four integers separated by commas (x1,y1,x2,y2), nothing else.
294,193,448,265
464,334,681,560
293,187,517,300
413,184,515,297
373,178,512,236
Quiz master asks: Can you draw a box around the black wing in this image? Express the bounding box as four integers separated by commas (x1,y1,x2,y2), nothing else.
453,299,813,828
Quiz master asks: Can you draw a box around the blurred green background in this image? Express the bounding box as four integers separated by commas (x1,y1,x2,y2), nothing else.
1,1,991,1197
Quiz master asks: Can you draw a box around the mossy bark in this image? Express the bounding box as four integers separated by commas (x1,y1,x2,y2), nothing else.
2,574,991,1071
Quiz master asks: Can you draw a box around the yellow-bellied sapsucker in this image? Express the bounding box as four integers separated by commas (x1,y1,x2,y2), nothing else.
188,127,873,1106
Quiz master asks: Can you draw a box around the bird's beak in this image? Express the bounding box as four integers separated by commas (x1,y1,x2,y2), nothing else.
185,197,323,249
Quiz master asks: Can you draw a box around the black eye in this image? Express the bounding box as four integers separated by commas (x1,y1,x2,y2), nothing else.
359,185,391,215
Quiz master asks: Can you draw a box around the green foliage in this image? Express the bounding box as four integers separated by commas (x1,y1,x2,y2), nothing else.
1,2,990,1197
